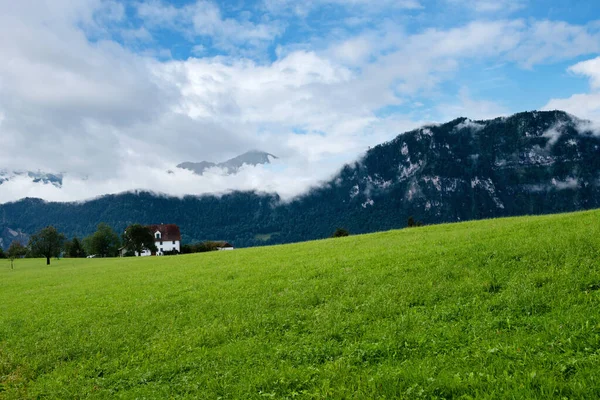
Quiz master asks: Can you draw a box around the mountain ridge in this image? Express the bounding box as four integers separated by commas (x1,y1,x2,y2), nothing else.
1,110,599,250
177,150,278,175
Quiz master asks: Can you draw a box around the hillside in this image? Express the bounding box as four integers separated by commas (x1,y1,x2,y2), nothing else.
1,210,600,398
1,110,600,249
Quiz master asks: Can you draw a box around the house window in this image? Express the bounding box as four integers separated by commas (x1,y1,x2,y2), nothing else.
160,241,163,245
160,248,163,252
155,233,160,239
172,240,176,244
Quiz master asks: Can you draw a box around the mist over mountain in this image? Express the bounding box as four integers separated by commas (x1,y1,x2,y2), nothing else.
177,151,278,175
0,171,63,188
1,110,599,250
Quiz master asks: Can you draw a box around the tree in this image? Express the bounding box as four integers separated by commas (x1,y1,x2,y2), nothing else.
407,216,423,228
29,226,66,265
332,228,350,238
181,244,192,254
85,223,121,258
0,247,5,259
122,224,156,256
7,241,27,269
66,237,86,258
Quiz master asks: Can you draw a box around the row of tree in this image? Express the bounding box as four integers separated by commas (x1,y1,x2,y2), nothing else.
2,223,163,267
180,241,230,254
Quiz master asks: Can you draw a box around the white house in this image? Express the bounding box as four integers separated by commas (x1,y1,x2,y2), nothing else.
216,242,234,251
122,223,182,256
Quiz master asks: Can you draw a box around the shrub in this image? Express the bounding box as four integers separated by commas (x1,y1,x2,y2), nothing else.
332,228,350,238
407,216,423,228
123,250,136,257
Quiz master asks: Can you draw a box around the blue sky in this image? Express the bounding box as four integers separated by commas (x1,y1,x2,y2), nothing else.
89,0,600,119
0,0,600,202
98,0,600,121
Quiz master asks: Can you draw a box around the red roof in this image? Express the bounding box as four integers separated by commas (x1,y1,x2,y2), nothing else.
148,224,181,242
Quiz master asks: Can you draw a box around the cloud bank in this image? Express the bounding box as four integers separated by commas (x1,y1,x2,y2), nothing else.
0,0,599,203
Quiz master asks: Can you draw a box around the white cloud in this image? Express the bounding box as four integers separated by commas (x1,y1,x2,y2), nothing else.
437,87,508,121
263,0,423,16
544,93,600,122
189,1,283,51
135,0,182,28
447,0,526,14
0,161,334,204
543,57,600,122
569,57,600,89
120,27,153,44
332,37,373,65
136,0,283,54
509,21,600,68
191,44,206,56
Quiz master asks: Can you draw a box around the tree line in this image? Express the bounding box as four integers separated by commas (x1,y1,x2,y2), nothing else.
180,241,231,254
1,223,168,267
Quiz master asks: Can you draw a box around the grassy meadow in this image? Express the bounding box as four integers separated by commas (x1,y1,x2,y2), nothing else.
1,210,600,399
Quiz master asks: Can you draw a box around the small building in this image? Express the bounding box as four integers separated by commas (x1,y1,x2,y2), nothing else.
121,224,182,256
216,242,234,251
148,224,181,256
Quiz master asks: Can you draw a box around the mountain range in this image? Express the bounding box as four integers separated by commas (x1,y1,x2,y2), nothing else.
1,110,599,250
177,150,278,175
0,170,63,187
0,150,277,190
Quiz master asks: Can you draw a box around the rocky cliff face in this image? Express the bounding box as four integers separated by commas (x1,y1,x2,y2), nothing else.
1,111,599,249
0,226,29,250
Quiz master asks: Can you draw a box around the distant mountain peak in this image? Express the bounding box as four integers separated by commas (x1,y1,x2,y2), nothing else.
177,150,278,176
0,170,63,187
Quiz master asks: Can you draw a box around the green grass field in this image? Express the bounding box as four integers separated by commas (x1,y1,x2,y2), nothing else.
1,211,600,399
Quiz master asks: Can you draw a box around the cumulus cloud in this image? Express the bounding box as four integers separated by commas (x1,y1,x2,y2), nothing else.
569,57,600,89
543,57,600,122
136,0,283,54
545,93,600,124
510,21,600,68
0,5,171,176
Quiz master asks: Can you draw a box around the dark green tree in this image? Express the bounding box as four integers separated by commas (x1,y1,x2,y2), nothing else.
0,247,5,259
332,228,350,238
29,226,65,265
123,224,157,256
407,216,423,228
85,223,121,258
66,237,86,258
7,241,27,269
